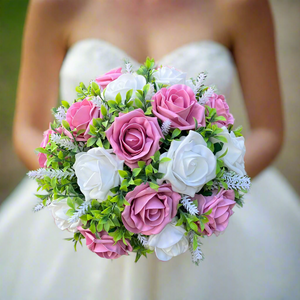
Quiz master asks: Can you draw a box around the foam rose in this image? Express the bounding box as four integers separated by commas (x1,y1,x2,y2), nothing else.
95,67,122,90
193,189,236,236
152,84,205,130
122,183,181,235
205,93,234,128
66,99,100,141
78,227,132,259
105,109,163,169
38,127,53,167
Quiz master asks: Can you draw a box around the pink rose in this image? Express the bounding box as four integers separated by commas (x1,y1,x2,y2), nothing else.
105,109,163,169
205,93,234,127
66,99,100,141
193,189,236,236
95,67,122,90
78,227,132,259
38,126,53,167
151,84,205,130
122,183,181,235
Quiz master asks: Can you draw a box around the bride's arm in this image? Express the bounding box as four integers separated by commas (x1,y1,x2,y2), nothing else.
225,0,284,178
13,0,72,170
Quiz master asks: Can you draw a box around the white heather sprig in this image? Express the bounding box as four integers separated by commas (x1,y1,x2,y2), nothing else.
68,200,92,223
137,234,148,247
199,87,215,105
27,168,75,180
92,95,102,108
211,171,251,191
145,83,155,100
188,232,203,266
194,72,207,94
33,199,51,212
54,106,67,124
181,195,199,216
50,133,77,151
161,119,172,136
124,60,133,74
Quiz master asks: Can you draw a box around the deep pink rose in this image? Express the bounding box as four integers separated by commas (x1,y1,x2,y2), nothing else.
95,67,122,90
78,227,132,259
151,84,205,130
66,99,100,141
205,93,234,127
122,183,181,235
38,126,53,167
193,189,236,236
105,109,163,169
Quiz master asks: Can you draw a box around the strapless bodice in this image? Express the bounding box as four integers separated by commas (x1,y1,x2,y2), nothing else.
60,39,235,103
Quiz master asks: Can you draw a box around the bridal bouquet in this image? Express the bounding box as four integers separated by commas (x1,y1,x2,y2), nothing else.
28,58,251,264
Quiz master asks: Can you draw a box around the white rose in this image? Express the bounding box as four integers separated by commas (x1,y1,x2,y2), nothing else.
105,73,146,102
159,131,216,197
147,220,189,261
74,148,124,201
48,199,81,232
213,127,246,176
153,66,186,88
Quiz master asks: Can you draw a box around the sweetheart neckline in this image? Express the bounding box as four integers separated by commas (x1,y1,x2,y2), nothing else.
67,38,233,65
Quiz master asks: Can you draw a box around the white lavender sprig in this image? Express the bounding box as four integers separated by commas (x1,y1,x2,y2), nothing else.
137,234,149,247
50,133,77,151
33,199,51,212
92,95,102,108
181,195,199,216
27,168,75,180
124,60,133,74
188,231,204,266
193,72,207,94
199,87,214,105
68,200,92,223
211,171,251,191
161,119,172,136
54,106,67,124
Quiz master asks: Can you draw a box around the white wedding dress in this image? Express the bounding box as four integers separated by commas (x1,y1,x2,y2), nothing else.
1,39,300,300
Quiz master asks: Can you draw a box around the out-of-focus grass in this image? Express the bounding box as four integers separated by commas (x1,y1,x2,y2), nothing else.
0,0,29,202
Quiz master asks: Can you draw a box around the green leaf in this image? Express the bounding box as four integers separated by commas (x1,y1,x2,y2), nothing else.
218,148,228,159
126,89,133,101
58,151,64,160
171,128,181,139
118,170,129,178
97,222,103,232
61,100,70,109
90,222,96,234
153,150,160,162
214,135,228,143
62,120,70,130
132,168,142,177
149,182,159,191
160,157,171,163
87,137,97,147
145,164,153,176
96,138,103,147
115,92,122,105
135,98,144,109
215,116,227,121
145,106,153,115
193,234,198,251
138,161,146,168
101,105,107,116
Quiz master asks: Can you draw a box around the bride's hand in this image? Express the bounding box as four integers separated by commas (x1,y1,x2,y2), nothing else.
225,0,284,178
13,0,70,170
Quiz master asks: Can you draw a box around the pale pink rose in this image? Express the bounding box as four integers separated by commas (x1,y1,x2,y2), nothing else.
152,84,205,130
205,93,234,127
122,183,181,235
105,109,163,169
95,67,122,90
193,189,236,236
66,99,100,141
38,126,53,167
78,227,132,259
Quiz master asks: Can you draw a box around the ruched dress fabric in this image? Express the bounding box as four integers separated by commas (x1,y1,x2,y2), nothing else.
1,39,300,300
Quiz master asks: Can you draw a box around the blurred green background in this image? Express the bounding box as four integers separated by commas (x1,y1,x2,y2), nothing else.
0,0,299,204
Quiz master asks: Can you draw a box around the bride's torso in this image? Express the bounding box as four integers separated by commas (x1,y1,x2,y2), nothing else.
60,0,235,102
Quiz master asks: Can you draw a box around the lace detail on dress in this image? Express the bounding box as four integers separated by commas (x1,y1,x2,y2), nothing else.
60,39,235,103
